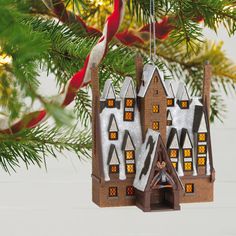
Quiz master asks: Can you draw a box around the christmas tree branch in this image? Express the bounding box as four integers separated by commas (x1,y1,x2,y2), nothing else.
0,125,92,172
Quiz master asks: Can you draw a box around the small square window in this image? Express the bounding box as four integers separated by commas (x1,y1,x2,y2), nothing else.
169,149,178,158
184,149,192,157
126,164,135,174
152,121,159,130
180,101,189,109
107,99,115,108
152,105,159,113
109,165,119,174
198,145,207,154
198,157,206,166
198,133,207,142
126,186,135,196
185,183,194,193
109,132,118,140
184,162,192,171
125,98,134,108
153,89,158,96
109,187,118,197
125,150,135,160
167,98,174,107
124,111,134,121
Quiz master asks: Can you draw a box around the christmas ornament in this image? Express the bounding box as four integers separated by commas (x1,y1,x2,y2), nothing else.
91,55,215,212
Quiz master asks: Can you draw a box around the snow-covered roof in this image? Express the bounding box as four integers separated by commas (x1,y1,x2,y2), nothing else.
138,64,168,97
107,114,119,132
120,77,136,98
101,79,116,100
133,129,160,191
107,145,120,165
180,129,193,149
100,86,142,181
176,82,190,101
165,80,176,98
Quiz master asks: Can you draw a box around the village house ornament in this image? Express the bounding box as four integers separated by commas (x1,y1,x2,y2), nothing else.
91,55,215,212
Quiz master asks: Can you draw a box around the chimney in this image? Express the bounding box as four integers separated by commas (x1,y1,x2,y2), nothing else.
135,54,144,93
202,62,212,119
91,64,100,177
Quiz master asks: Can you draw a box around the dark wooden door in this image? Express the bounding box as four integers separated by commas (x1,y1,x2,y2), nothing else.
150,188,174,210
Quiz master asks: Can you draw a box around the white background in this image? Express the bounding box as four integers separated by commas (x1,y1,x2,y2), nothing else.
0,28,235,236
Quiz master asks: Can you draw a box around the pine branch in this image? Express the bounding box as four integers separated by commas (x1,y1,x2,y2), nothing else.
0,125,92,172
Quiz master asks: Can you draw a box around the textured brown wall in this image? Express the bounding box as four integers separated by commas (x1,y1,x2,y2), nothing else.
180,176,214,203
140,70,167,144
92,176,136,207
203,63,212,116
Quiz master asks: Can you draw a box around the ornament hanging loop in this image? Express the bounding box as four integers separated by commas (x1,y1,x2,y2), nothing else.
149,0,156,63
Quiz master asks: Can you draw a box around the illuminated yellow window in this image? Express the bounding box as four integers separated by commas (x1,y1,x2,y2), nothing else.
198,145,206,154
109,132,118,140
109,187,118,197
125,98,134,108
172,162,177,170
167,98,174,107
184,149,192,157
152,121,159,130
124,111,134,121
184,162,192,171
185,183,194,193
198,133,207,142
109,165,119,174
198,157,206,166
125,151,134,160
126,164,135,174
126,186,135,196
181,101,188,109
152,105,159,113
169,149,178,158
107,99,115,108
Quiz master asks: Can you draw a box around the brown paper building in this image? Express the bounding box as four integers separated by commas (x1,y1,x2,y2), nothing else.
91,57,215,212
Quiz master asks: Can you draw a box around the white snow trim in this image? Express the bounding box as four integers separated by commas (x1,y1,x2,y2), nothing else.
101,79,116,99
138,64,168,97
176,82,190,101
109,147,120,165
198,113,207,132
165,80,176,98
182,132,193,149
169,133,179,149
120,77,136,98
133,129,160,192
100,101,142,181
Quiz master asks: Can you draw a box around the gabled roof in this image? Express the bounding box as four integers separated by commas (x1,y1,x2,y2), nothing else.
121,130,135,151
107,144,120,165
120,77,136,98
138,64,168,97
167,128,180,149
107,114,119,132
180,128,193,148
192,105,207,132
133,129,184,192
101,79,116,99
176,82,190,101
165,80,176,98
167,110,173,121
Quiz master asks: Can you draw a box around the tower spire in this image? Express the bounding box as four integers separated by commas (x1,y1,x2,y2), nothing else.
202,62,212,119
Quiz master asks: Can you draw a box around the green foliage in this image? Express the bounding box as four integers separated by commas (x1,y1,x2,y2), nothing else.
0,125,92,173
0,0,236,172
